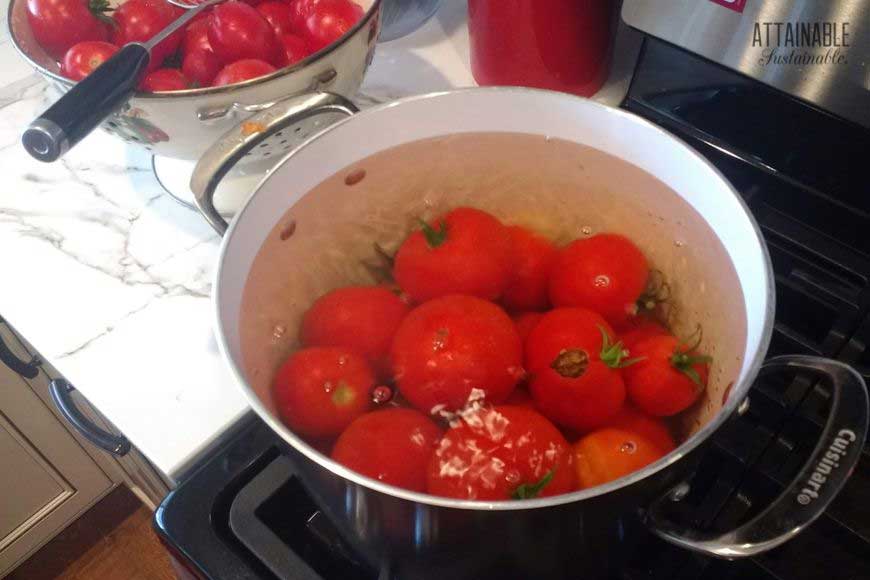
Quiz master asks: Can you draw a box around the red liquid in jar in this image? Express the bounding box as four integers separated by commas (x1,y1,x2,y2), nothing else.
468,0,613,97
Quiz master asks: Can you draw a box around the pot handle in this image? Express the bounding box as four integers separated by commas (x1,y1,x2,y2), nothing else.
189,91,359,234
645,354,868,559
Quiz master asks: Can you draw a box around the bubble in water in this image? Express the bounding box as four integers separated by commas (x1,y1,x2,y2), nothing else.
505,469,521,484
581,226,593,236
620,440,637,454
323,381,334,393
272,325,286,339
372,385,393,404
338,355,348,366
594,275,610,288
674,240,685,247
432,328,449,352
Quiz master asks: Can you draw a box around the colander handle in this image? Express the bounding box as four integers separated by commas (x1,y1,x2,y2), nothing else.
22,43,151,162
645,355,868,558
190,91,359,234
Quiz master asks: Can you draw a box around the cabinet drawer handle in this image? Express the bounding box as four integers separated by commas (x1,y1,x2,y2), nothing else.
49,379,131,456
0,326,41,379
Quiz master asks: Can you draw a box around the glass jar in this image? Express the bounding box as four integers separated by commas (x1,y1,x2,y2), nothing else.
468,0,614,97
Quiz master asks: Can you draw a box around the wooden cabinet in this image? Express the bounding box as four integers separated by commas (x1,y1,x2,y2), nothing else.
0,324,113,577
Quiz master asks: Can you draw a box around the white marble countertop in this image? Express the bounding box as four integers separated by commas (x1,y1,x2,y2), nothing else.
0,0,640,481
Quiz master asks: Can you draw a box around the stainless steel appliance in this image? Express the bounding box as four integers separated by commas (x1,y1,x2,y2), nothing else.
621,0,869,128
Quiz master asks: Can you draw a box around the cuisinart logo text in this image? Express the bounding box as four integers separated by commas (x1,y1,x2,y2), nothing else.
796,429,856,506
753,21,851,66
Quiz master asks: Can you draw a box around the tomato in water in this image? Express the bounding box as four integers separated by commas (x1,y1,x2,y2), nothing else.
390,295,523,414
525,308,627,432
212,58,276,86
208,1,280,66
182,47,223,87
331,408,442,492
573,428,666,489
257,1,295,37
139,68,190,91
26,0,109,60
60,41,118,81
502,225,557,312
549,233,649,327
288,0,319,33
272,346,373,438
182,18,214,56
279,33,311,65
512,311,543,344
606,405,674,453
112,0,183,70
300,286,410,378
623,334,710,417
303,0,363,52
393,207,513,303
427,406,575,500
619,317,668,352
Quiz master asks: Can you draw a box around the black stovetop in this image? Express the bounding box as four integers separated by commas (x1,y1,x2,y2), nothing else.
154,38,870,580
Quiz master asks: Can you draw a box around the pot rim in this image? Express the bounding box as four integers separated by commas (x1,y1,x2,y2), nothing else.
7,0,382,99
214,86,777,511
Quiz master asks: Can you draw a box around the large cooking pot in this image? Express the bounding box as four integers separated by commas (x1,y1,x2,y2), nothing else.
8,0,381,162
191,88,869,578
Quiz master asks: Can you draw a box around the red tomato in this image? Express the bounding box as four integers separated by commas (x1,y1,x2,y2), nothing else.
182,18,213,56
525,308,627,432
303,0,363,52
619,318,668,352
393,207,512,303
623,335,710,417
181,47,223,87
300,286,410,377
512,311,543,344
332,408,442,492
391,295,523,414
504,387,535,408
573,428,666,489
502,226,557,312
212,58,276,85
272,347,373,437
549,234,649,327
280,33,311,65
139,68,190,91
208,1,280,66
288,0,318,33
26,0,109,60
427,406,575,500
606,405,674,453
112,0,183,70
257,1,294,37
60,41,118,81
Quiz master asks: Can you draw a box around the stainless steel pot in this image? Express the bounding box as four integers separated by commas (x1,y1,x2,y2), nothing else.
192,88,869,578
8,0,382,162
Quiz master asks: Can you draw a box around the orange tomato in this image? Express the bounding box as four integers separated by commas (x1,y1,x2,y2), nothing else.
572,428,666,489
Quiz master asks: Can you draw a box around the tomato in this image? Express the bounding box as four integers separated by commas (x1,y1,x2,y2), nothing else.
26,0,109,60
300,286,410,377
112,0,183,70
549,233,649,327
332,408,441,492
572,428,666,489
272,346,374,437
288,0,318,33
393,207,512,303
504,387,535,407
512,311,543,344
525,308,627,432
212,58,276,85
208,1,280,66
606,405,674,453
623,335,710,417
390,295,523,414
181,47,223,87
139,68,190,91
279,33,311,66
427,406,575,500
257,1,294,37
60,41,118,81
502,226,557,312
619,318,668,352
302,0,363,52
182,18,213,56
